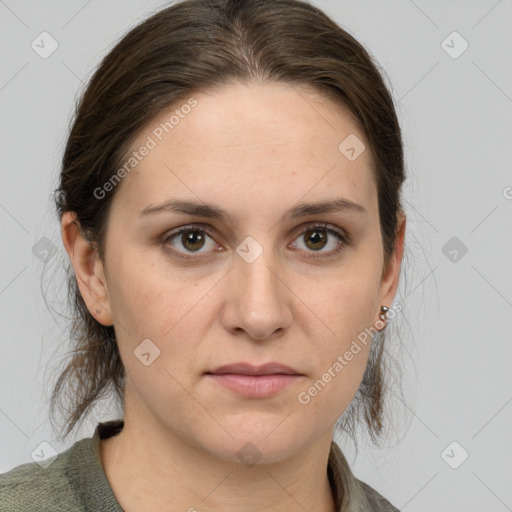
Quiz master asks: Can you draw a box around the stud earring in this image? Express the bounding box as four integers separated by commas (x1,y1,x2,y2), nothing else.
379,305,389,321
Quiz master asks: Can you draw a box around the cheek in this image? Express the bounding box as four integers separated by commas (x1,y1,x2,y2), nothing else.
298,270,378,400
303,271,380,343
296,340,370,428
107,251,190,336
299,308,372,424
107,254,215,374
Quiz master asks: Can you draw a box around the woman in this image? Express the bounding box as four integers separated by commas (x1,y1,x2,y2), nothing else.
0,0,406,510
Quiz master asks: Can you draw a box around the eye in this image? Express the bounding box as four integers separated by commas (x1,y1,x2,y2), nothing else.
290,223,348,259
162,224,219,260
162,222,349,260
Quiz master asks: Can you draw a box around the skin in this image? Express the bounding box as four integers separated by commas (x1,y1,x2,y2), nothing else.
61,81,406,512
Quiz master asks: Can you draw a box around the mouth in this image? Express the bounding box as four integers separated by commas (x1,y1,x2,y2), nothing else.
204,362,304,398
205,362,303,376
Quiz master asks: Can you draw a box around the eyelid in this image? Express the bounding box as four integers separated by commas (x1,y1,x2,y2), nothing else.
161,221,350,259
289,222,349,260
290,221,350,244
161,223,218,260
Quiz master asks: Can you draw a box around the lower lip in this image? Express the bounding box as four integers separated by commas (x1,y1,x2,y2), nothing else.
205,373,302,398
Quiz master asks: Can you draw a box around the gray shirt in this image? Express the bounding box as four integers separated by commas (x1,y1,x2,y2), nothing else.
0,419,400,511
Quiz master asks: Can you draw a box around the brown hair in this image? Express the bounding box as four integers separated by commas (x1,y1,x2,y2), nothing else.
50,0,407,447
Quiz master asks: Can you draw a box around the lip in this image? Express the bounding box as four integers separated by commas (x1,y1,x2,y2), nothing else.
205,374,303,398
204,362,304,398
206,362,302,376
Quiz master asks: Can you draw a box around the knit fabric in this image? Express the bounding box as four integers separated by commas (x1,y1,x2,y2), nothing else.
0,420,399,511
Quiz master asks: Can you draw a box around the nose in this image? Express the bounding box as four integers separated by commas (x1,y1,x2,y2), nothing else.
220,244,293,340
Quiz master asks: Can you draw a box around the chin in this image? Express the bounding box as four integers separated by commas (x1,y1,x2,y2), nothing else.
200,423,314,466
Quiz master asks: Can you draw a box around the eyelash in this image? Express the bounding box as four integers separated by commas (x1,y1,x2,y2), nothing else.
161,222,349,261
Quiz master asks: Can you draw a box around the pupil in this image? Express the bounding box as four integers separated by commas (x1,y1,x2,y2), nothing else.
307,229,326,250
183,231,204,251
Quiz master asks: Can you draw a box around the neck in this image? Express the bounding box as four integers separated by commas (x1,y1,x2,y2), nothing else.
100,405,337,512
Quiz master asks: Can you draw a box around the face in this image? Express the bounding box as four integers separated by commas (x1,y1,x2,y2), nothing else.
65,82,404,464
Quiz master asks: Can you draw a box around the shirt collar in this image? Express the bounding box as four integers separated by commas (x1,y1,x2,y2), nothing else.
66,420,124,511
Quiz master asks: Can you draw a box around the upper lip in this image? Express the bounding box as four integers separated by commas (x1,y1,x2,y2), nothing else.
206,362,303,376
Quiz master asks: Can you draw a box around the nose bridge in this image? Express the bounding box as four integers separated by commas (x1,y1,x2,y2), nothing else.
236,234,281,300
228,234,290,336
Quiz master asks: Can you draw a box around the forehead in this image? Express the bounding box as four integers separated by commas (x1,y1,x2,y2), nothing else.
111,82,376,222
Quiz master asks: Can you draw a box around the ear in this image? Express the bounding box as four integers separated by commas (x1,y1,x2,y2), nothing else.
377,210,406,321
60,211,113,326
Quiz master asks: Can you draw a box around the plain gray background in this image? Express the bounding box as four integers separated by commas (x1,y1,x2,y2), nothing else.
1,1,511,511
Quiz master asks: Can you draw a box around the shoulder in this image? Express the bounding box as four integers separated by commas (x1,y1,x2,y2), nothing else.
0,440,86,512
356,478,401,512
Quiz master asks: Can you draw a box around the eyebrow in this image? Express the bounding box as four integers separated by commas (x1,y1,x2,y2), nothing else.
138,198,367,223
